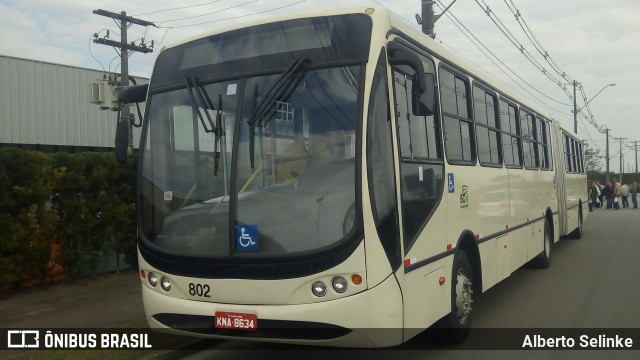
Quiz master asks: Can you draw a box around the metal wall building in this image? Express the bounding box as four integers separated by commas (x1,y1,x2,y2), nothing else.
0,54,147,151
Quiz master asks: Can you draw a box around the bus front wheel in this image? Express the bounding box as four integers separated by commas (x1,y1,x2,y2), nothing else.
438,251,474,344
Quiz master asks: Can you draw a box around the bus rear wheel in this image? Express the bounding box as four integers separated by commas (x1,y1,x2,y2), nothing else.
533,218,552,268
570,208,583,239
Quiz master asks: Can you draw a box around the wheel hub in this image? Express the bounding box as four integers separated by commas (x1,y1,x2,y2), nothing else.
455,270,473,324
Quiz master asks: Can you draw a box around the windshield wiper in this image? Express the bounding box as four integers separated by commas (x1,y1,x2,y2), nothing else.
185,76,222,175
247,57,309,168
214,94,222,176
185,76,217,134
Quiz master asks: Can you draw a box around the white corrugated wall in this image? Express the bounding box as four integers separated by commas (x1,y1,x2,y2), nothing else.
0,55,147,149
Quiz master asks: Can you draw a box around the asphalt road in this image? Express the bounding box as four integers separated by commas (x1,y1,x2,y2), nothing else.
0,270,144,329
2,206,639,359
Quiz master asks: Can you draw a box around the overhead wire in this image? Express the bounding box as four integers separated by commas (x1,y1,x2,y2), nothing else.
502,0,571,81
88,35,106,74
133,1,224,17
434,0,627,161
152,0,259,23
434,1,572,115
155,0,308,29
578,119,605,153
370,0,420,28
474,0,574,103
497,0,614,138
470,0,620,138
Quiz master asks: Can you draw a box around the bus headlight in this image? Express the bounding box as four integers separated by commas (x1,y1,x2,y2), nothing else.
160,276,172,291
312,281,327,297
148,272,158,287
332,276,348,293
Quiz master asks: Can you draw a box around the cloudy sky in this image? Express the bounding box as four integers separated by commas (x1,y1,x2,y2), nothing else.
1,0,638,172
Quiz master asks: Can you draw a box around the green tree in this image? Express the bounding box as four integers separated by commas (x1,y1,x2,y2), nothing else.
0,148,138,289
53,153,113,277
100,154,138,273
584,143,603,173
0,149,61,290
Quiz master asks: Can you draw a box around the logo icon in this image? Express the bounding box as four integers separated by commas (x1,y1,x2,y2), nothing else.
7,330,39,348
236,225,258,251
460,184,469,209
448,173,455,193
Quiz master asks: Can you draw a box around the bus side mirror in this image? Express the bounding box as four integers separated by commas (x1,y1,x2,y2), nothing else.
118,84,148,104
115,84,147,164
115,119,129,164
388,43,426,90
388,43,435,116
412,73,435,116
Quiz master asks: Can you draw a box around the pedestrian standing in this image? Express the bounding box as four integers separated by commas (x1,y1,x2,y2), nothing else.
613,178,621,210
621,183,630,208
589,182,598,212
603,182,613,209
596,181,604,207
631,179,638,209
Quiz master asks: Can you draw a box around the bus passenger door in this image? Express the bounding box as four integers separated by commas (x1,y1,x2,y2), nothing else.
390,52,449,338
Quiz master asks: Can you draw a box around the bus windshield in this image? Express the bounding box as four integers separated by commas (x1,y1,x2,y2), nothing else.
139,15,370,259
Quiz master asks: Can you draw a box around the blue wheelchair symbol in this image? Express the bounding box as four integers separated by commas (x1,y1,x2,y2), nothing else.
448,173,455,193
236,225,258,251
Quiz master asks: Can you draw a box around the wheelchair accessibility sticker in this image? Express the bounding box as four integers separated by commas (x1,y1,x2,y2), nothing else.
447,173,455,193
236,225,258,251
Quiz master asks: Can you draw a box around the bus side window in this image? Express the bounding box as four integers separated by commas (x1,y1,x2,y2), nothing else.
473,85,501,166
521,110,539,169
500,99,522,168
440,67,474,164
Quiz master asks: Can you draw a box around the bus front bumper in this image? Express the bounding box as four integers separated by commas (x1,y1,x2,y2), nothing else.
142,274,404,348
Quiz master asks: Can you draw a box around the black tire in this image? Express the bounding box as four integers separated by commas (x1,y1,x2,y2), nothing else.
438,251,474,344
533,218,552,268
570,207,583,239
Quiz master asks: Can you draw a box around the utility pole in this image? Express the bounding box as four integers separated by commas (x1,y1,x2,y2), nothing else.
92,9,155,151
418,0,457,38
605,127,610,184
614,137,627,183
634,141,638,175
573,80,578,134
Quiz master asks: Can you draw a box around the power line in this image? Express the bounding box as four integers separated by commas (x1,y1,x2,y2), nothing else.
133,0,224,17
501,0,572,82
471,0,621,137
434,1,572,115
88,33,107,74
437,0,617,141
155,0,308,29
473,0,575,104
371,0,420,28
152,0,258,23
501,0,607,135
578,118,605,153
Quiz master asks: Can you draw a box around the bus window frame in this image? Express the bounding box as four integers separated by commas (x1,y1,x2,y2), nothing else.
498,95,523,169
472,81,503,168
438,63,476,166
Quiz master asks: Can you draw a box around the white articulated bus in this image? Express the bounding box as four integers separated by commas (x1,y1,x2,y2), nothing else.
120,7,587,348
